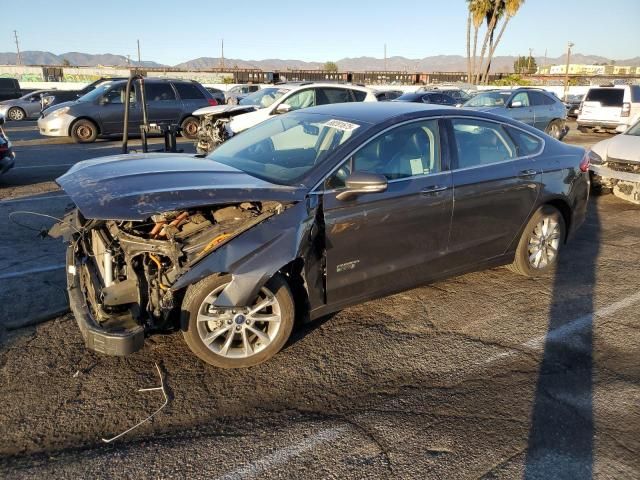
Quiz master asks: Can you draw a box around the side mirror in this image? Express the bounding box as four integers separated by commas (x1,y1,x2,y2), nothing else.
510,100,523,108
336,172,388,201
274,103,292,115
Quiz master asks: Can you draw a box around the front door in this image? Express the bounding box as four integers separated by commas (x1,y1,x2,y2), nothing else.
508,91,535,126
322,119,454,306
98,84,140,135
144,82,182,125
446,117,541,267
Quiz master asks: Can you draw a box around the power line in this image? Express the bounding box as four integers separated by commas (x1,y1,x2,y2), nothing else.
13,30,22,66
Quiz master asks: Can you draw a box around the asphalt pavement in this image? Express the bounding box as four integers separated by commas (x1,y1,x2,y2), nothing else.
0,119,638,479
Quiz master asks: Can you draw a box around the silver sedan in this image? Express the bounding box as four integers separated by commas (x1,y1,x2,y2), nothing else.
0,90,50,121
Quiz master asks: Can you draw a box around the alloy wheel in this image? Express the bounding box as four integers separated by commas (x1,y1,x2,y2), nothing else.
196,284,282,359
527,216,561,269
8,108,24,121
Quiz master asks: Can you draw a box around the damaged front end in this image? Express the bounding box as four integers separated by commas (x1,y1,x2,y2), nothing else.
194,105,257,154
51,201,287,356
591,153,640,204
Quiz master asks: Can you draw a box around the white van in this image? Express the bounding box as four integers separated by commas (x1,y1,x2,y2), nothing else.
577,85,640,133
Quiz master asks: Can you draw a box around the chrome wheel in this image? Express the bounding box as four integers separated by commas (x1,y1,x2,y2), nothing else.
8,108,25,121
196,284,282,359
528,217,561,269
547,122,560,139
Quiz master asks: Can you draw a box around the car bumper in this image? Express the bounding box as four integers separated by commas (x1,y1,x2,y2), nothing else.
38,114,75,137
577,119,627,129
0,153,15,175
66,245,145,356
590,164,640,183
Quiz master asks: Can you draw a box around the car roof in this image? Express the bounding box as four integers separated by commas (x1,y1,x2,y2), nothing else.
274,82,373,92
296,101,454,123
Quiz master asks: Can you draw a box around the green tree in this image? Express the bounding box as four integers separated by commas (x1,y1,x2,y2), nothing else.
323,61,338,72
62,58,71,66
513,55,537,74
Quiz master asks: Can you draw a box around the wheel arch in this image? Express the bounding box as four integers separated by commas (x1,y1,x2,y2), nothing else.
543,197,572,242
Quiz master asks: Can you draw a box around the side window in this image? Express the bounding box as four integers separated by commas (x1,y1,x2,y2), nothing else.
317,88,352,105
529,91,555,106
452,118,517,169
326,120,441,188
104,85,135,104
174,83,205,100
441,95,457,105
511,92,530,107
145,83,176,102
506,126,543,156
284,89,316,111
351,89,367,102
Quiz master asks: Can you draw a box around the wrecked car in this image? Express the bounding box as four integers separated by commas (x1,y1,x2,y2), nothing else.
589,119,640,204
50,102,590,368
192,82,378,154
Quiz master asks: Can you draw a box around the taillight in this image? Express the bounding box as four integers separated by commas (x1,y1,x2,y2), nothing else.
207,98,218,106
580,152,590,172
621,102,631,117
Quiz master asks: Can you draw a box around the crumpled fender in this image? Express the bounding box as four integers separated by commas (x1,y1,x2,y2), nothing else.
170,200,317,307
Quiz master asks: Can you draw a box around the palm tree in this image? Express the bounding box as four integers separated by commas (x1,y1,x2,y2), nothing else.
466,0,490,83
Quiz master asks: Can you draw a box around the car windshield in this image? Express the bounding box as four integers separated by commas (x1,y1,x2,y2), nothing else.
208,112,368,185
464,91,512,107
626,121,640,136
77,82,117,102
239,87,289,108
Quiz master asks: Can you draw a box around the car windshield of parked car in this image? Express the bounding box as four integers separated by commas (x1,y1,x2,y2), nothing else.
77,82,117,102
626,121,640,136
464,91,512,107
239,87,290,108
208,113,367,185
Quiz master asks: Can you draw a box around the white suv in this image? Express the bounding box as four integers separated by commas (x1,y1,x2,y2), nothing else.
193,82,378,153
577,85,640,133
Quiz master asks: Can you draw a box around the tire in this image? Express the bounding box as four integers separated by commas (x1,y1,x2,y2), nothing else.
7,107,26,121
507,205,566,277
70,119,98,143
545,119,563,140
180,116,200,139
227,97,238,105
182,274,295,368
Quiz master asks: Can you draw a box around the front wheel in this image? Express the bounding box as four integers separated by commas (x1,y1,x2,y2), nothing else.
180,116,200,139
182,274,295,368
508,205,565,277
70,119,98,143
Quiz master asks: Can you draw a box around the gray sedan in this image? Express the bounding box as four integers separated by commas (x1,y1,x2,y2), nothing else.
0,90,51,121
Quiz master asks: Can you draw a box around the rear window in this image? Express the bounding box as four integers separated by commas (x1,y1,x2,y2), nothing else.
529,91,556,106
174,83,206,100
351,89,367,102
585,88,624,106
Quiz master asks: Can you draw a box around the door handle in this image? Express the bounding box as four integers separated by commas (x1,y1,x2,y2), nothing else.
518,169,539,177
420,185,448,195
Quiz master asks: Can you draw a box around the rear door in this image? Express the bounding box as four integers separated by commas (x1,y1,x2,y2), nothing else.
322,118,453,305
580,88,624,123
446,117,541,267
144,82,182,124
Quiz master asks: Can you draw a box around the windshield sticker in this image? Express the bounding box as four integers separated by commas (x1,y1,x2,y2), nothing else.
325,119,360,131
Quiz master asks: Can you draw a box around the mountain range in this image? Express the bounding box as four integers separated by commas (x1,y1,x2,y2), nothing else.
1,50,639,72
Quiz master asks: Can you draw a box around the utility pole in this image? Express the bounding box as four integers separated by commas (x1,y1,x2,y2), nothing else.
563,41,574,101
527,48,533,73
221,38,225,69
137,39,141,64
384,43,387,72
13,30,22,66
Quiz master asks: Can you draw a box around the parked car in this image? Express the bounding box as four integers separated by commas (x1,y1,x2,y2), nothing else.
206,87,226,105
193,82,378,153
0,78,21,101
589,119,640,204
419,86,472,104
462,88,568,139
38,78,216,143
37,77,129,110
577,85,640,133
564,94,584,118
374,90,403,101
49,102,590,368
225,84,261,104
0,114,15,175
394,91,457,106
0,90,53,120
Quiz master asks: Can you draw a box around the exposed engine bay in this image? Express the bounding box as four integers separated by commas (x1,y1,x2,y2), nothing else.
195,105,257,154
592,158,640,204
56,201,286,333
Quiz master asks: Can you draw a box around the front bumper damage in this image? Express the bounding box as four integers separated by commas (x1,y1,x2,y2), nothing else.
53,200,301,356
591,160,640,204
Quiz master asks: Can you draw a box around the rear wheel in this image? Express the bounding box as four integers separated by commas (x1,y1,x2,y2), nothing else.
182,274,295,368
180,116,200,139
70,119,98,143
545,120,563,139
508,205,565,277
7,107,25,121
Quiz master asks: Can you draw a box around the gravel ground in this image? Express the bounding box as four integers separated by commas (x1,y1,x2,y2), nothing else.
0,119,638,479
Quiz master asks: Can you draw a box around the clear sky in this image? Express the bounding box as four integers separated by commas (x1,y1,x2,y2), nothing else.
2,0,639,65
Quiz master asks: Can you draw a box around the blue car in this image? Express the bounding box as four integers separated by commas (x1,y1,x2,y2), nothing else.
463,88,567,139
